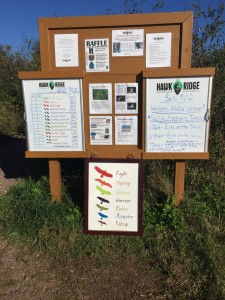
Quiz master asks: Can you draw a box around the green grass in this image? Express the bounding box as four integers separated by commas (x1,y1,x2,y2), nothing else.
0,173,225,298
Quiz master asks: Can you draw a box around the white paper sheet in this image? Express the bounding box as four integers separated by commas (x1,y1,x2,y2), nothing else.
54,34,79,67
115,116,138,145
89,83,112,114
146,32,172,68
112,29,144,56
115,83,138,114
90,116,112,145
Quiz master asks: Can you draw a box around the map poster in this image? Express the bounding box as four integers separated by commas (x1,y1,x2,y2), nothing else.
22,79,85,151
84,159,143,236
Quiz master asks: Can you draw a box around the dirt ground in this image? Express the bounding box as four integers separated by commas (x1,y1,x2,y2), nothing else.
0,136,167,300
0,235,165,300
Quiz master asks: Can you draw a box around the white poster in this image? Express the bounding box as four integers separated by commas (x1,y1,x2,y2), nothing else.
112,29,144,56
85,39,109,72
146,32,172,68
85,160,142,234
90,116,112,145
54,34,79,67
145,76,213,152
89,83,112,114
22,79,84,151
115,83,138,114
115,116,138,145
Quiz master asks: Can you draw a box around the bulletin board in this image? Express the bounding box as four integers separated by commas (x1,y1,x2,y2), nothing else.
142,68,215,159
19,11,194,159
84,159,143,236
18,11,201,202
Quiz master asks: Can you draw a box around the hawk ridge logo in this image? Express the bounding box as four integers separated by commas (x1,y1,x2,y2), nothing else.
173,80,183,95
39,81,66,89
49,81,55,90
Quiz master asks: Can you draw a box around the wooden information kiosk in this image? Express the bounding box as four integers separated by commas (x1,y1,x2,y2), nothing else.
19,12,214,204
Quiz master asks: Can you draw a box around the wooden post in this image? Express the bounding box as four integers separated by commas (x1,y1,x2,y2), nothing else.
174,161,185,206
49,159,62,202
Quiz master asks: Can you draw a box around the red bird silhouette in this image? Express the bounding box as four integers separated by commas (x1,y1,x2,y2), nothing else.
94,166,113,178
95,178,112,188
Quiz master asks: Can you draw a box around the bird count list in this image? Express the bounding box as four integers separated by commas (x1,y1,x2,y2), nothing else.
22,79,84,151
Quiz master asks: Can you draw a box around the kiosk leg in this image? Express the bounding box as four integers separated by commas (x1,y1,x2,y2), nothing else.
49,159,62,202
175,161,185,206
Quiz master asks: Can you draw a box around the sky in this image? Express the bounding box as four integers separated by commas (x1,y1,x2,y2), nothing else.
0,0,224,50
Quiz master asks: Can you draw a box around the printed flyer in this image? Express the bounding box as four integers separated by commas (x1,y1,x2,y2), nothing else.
115,83,138,114
84,159,143,235
115,116,138,145
146,32,172,68
54,34,79,67
90,116,112,145
112,29,144,56
85,38,110,72
89,83,112,114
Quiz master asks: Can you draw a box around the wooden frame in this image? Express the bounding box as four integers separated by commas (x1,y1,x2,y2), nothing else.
84,158,143,236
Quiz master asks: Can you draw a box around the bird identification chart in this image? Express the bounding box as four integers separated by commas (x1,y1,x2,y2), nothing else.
22,79,85,151
84,159,143,235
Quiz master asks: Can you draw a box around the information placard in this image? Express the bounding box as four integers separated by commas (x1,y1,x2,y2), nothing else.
115,116,138,145
146,32,172,68
85,38,110,72
22,79,85,151
89,116,112,145
54,34,79,67
112,29,144,57
145,74,213,153
115,83,138,114
84,159,143,236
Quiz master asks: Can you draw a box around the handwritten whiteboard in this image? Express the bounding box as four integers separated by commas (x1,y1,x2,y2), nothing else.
22,79,85,151
84,159,143,236
145,76,213,153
